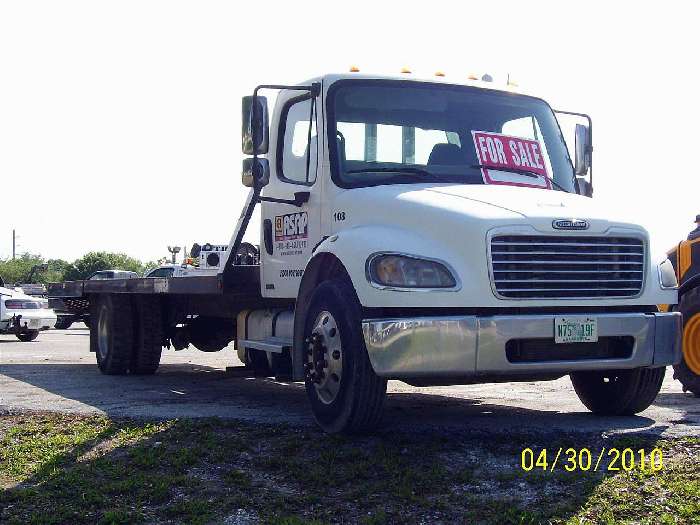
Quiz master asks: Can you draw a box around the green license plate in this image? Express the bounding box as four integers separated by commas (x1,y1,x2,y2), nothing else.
554,317,598,344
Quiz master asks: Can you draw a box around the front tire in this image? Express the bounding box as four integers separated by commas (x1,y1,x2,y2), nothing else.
90,294,134,375
16,330,39,342
674,287,700,396
570,367,665,415
303,279,387,433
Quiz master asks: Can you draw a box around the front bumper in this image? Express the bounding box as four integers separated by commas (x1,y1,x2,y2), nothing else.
362,312,682,379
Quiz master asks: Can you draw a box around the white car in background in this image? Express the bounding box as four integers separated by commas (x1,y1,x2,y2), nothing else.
0,275,57,341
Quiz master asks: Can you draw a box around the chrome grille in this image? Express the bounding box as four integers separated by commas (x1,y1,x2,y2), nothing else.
490,235,645,298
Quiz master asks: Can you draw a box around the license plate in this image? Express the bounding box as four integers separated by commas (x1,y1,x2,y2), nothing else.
554,317,598,344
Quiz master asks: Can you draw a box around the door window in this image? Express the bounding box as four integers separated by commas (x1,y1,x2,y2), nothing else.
279,95,318,184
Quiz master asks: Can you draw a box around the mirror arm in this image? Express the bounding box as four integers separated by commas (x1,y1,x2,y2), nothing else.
258,192,310,208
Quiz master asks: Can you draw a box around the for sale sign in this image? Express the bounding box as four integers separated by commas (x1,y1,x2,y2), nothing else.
471,131,551,189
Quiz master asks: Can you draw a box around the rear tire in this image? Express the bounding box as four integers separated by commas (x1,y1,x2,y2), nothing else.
54,317,73,330
674,287,700,396
303,279,387,433
131,296,163,375
570,367,665,415
245,349,273,377
90,294,134,375
16,330,39,342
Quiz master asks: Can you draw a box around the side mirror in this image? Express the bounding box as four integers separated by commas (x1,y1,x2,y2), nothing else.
242,157,270,188
574,123,591,176
242,96,269,155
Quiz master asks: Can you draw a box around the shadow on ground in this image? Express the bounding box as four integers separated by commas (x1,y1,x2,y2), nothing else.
3,361,698,438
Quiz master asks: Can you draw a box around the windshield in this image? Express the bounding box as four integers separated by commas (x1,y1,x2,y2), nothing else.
328,81,575,192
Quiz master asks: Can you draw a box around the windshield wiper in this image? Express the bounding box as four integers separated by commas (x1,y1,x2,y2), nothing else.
346,167,438,178
470,164,570,192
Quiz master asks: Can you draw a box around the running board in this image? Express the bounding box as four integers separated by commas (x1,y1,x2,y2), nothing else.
239,337,292,354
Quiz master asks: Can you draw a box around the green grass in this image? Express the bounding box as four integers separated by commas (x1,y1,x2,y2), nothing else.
0,413,698,524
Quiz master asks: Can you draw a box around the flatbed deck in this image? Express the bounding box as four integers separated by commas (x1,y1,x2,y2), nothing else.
48,265,261,299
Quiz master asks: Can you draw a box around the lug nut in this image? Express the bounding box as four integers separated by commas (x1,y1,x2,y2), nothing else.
332,350,341,360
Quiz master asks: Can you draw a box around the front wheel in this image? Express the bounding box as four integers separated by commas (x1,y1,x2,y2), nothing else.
16,330,39,342
303,279,387,434
570,367,665,415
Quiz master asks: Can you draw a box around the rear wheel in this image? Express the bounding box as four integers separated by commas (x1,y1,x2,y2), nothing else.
570,367,665,415
245,349,273,377
131,296,163,375
90,294,134,375
303,279,387,433
674,287,700,396
54,317,73,330
16,330,39,342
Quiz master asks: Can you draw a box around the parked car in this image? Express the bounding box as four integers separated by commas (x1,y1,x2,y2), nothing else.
88,270,139,280
144,264,198,278
1,274,57,341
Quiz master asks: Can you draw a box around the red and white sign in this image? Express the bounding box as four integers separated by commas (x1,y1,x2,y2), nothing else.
471,131,551,189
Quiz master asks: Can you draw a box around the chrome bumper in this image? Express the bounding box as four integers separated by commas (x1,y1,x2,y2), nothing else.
361,312,682,379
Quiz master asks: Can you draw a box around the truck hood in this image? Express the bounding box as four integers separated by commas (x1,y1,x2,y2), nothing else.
336,183,646,240
416,184,643,233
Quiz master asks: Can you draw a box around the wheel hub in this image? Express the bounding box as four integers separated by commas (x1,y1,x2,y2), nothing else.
305,311,343,404
683,313,700,374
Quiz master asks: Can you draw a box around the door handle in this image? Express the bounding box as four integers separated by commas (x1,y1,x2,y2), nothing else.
263,219,273,255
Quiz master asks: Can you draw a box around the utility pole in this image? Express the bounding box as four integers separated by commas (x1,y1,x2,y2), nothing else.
12,229,16,259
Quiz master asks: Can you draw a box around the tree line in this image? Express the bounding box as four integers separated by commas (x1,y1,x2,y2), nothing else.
0,252,161,285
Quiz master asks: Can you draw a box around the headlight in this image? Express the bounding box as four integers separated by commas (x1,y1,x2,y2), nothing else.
367,254,457,289
658,258,678,289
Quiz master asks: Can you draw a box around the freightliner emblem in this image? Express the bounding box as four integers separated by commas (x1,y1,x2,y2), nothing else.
552,218,590,230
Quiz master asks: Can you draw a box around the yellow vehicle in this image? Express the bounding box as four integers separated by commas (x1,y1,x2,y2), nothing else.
666,215,700,396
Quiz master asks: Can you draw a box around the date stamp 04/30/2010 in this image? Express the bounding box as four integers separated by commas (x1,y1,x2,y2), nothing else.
520,448,664,473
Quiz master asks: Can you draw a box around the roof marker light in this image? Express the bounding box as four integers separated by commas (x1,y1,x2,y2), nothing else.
435,71,445,77
400,67,412,74
349,65,360,72
467,73,478,80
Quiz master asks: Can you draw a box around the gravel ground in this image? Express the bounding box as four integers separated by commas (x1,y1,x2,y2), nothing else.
1,325,698,438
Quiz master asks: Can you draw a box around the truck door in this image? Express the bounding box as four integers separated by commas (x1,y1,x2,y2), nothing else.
260,89,322,298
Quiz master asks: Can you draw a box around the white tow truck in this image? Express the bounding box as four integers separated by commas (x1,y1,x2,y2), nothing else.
48,73,681,432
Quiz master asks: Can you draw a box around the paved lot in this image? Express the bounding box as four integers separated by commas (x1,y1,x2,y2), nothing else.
1,326,698,437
